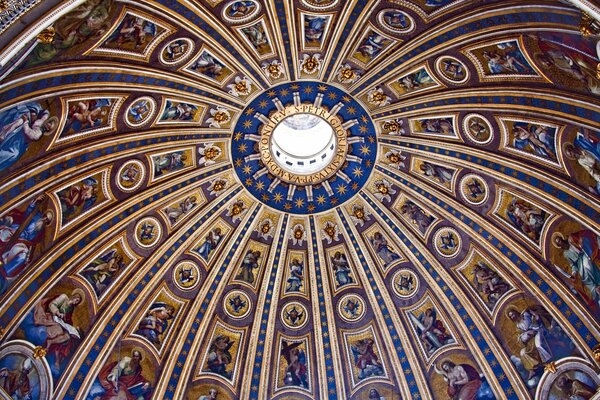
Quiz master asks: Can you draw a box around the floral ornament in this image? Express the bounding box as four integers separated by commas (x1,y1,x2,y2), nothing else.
382,118,405,135
262,59,284,80
367,87,391,107
337,63,361,84
228,76,253,97
208,177,229,196
33,346,47,359
300,53,323,75
373,178,396,203
349,204,371,227
227,200,247,223
384,149,406,169
321,220,340,244
206,107,231,128
256,218,275,240
290,223,306,246
198,143,222,167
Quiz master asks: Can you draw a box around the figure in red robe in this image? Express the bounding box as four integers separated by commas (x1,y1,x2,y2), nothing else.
96,349,151,400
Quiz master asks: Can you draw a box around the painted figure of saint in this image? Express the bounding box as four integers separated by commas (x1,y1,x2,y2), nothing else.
64,99,111,134
205,335,234,378
196,227,223,261
32,289,85,371
411,308,453,353
472,262,509,308
506,304,574,386
419,162,454,185
433,361,485,400
351,338,384,380
0,358,34,400
280,341,308,388
510,122,556,161
505,198,546,241
0,102,56,172
565,130,600,195
96,349,152,400
553,230,600,309
304,15,327,44
135,302,175,346
370,232,400,266
0,196,54,293
189,52,225,80
235,250,261,284
165,196,197,224
286,258,304,292
153,151,188,176
105,15,156,49
400,201,434,234
81,249,125,296
331,251,353,287
58,177,99,224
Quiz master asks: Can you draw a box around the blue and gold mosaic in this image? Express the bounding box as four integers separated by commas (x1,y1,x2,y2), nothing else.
231,81,377,214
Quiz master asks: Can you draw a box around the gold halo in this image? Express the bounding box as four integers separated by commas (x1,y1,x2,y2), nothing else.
71,288,86,304
551,231,566,248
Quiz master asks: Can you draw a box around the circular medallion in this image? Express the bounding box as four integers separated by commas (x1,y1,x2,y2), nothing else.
463,114,493,144
281,301,309,329
223,290,251,319
116,160,145,192
433,227,462,258
263,105,347,178
435,56,469,84
338,293,366,322
222,0,261,24
300,0,339,10
391,269,419,299
172,261,200,291
134,217,162,248
159,38,194,66
460,174,489,206
377,9,414,34
125,96,156,128
232,81,377,214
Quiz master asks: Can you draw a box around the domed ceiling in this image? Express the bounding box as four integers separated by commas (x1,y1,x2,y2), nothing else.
0,0,599,399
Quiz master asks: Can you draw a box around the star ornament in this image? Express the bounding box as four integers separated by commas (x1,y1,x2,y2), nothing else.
352,166,364,178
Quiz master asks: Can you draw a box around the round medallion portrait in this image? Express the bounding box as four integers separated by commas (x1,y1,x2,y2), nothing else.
159,38,194,66
223,290,251,319
377,9,414,34
433,227,462,258
222,0,261,24
125,96,156,128
435,56,469,84
116,160,145,192
463,114,494,144
391,269,419,299
460,174,489,206
134,217,162,248
338,293,366,322
172,261,200,291
231,81,377,214
281,301,309,329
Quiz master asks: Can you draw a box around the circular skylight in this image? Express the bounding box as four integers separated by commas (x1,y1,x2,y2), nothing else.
270,114,336,173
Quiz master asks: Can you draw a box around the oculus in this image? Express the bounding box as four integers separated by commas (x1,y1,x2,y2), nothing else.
232,81,377,214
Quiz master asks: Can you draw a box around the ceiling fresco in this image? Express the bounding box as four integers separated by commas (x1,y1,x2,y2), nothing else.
0,0,599,399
